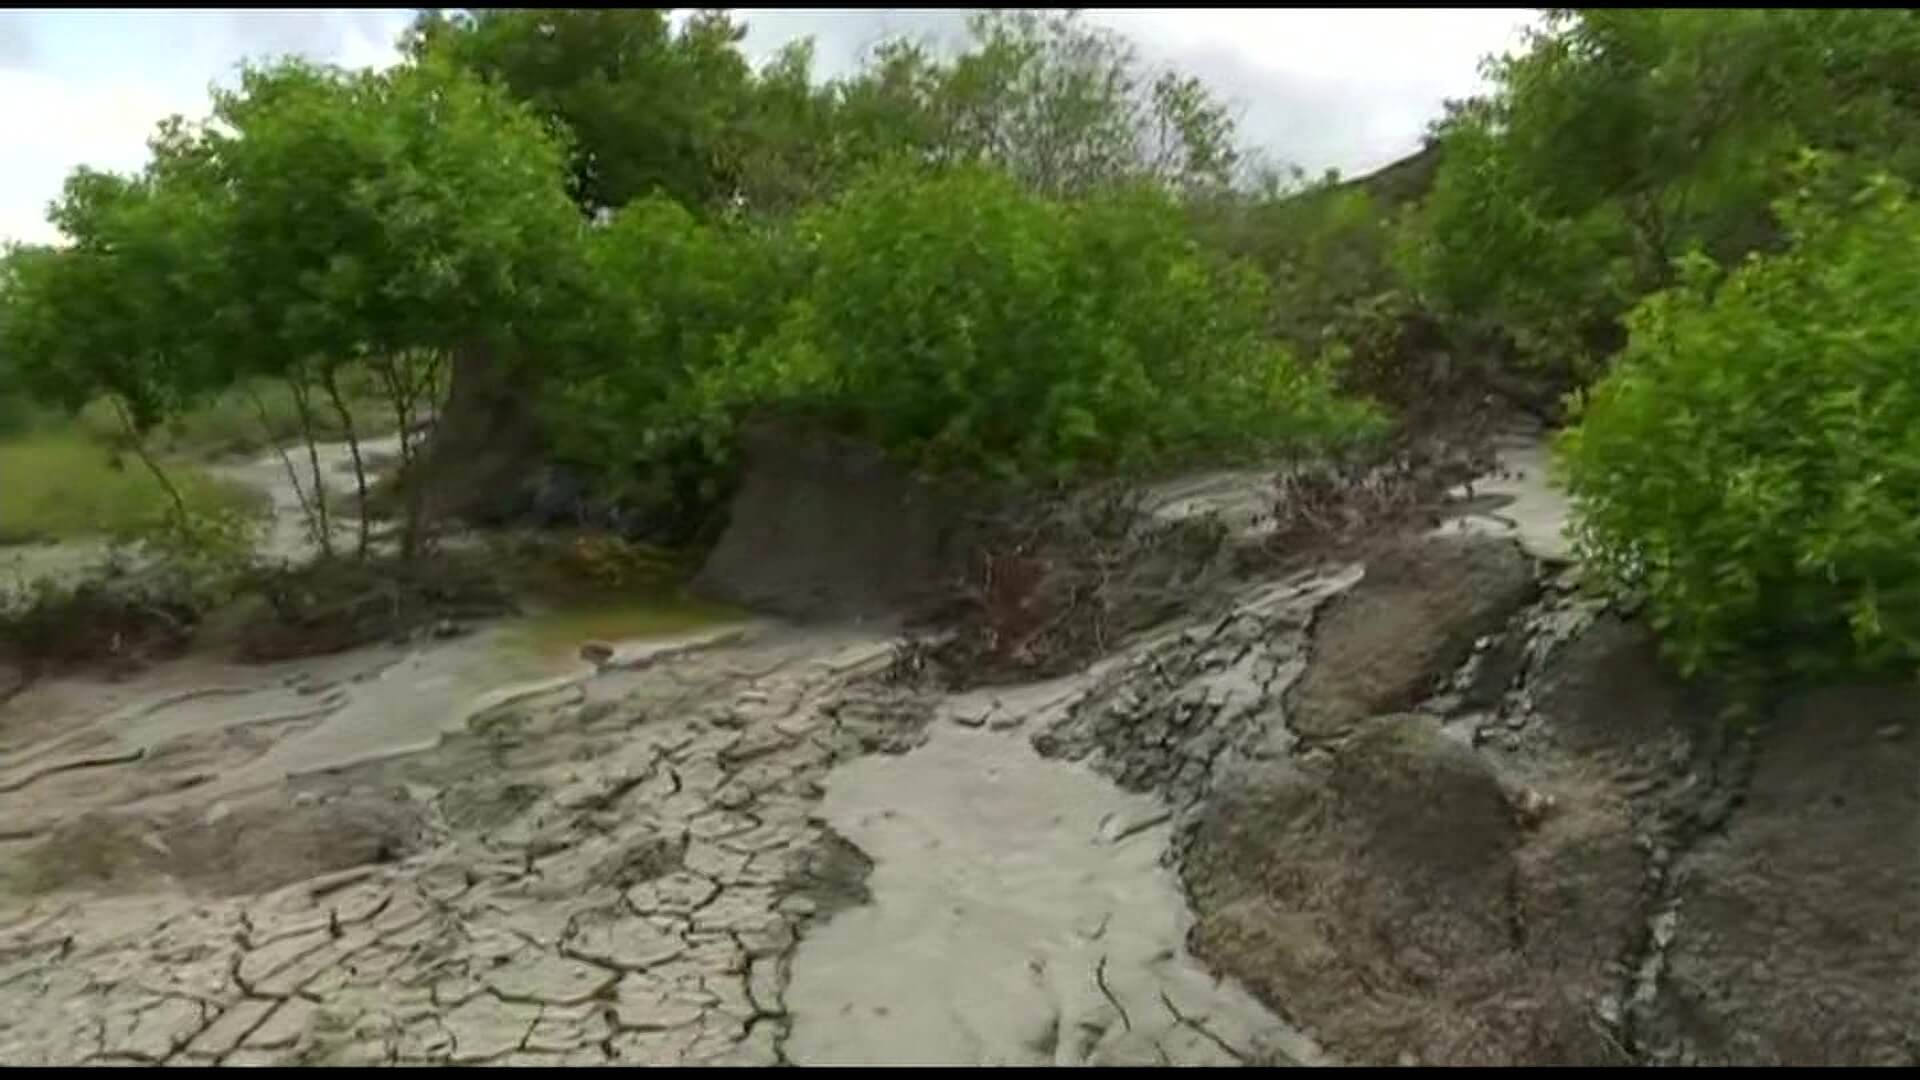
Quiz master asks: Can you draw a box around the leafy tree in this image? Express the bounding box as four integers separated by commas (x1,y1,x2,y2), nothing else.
544,166,1380,505
0,166,227,519
748,167,1380,482
1408,9,1920,378
6,55,585,560
818,11,1243,200
1196,178,1402,346
413,9,1247,217
405,8,756,216
190,55,585,557
1558,161,1920,685
539,196,803,536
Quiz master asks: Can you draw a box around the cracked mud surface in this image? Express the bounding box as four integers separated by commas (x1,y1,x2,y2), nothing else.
0,625,911,1065
0,599,1317,1066
7,431,1918,1067
0,430,1326,1068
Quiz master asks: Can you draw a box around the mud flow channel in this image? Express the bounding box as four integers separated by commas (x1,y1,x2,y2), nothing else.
785,702,1321,1066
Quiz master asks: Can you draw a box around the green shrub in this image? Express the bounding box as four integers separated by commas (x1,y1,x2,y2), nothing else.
1397,113,1638,382
549,168,1382,521
753,167,1383,482
1558,168,1920,682
1195,181,1403,351
539,196,803,529
1407,11,1920,387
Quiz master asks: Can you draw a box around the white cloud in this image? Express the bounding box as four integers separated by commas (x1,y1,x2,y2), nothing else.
0,9,412,247
1,8,1537,246
0,67,211,245
0,12,35,67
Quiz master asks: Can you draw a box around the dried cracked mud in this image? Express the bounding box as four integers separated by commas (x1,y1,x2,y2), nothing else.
0,433,1567,1068
0,581,1334,1066
9,431,1906,1067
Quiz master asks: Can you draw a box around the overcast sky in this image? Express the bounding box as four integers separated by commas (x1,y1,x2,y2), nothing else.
0,8,1538,246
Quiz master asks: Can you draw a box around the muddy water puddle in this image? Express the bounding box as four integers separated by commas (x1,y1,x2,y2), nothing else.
502,589,746,664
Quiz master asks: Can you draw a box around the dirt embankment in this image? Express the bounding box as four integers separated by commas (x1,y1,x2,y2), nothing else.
1040,525,1920,1067
691,421,981,625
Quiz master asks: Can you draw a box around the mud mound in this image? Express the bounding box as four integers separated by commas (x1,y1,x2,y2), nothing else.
692,422,979,623
1651,686,1920,1066
1287,536,1535,740
9,788,422,898
1516,612,1741,840
1530,615,1707,761
1184,714,1640,1066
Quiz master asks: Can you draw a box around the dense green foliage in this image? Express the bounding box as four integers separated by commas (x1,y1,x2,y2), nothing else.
405,9,757,215
1560,168,1920,682
1,9,1369,561
759,168,1376,480
14,6,1920,686
538,196,801,520
1402,9,1920,679
543,168,1379,495
1,54,581,557
412,9,1244,216
1194,179,1409,376
1407,9,1920,378
409,8,1364,502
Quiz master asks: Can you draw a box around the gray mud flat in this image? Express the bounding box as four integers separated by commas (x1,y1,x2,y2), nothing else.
0,595,1315,1066
785,718,1318,1067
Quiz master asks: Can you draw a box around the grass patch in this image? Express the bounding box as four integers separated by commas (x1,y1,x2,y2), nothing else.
75,366,401,463
0,431,267,545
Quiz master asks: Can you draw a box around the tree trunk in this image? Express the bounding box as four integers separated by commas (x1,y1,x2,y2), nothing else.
319,367,371,559
109,397,187,524
377,348,444,562
286,375,334,559
410,338,545,528
245,382,321,549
